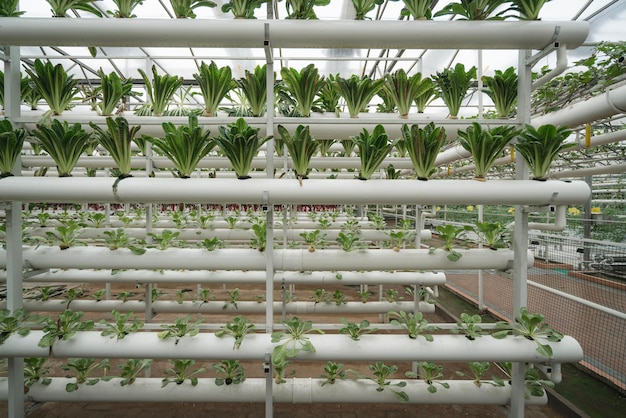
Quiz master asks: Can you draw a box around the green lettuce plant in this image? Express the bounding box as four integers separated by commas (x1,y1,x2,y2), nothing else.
434,224,474,261
0,120,26,178
474,221,510,249
90,116,141,178
300,229,326,252
107,0,143,17
457,123,519,180
45,0,103,17
317,74,341,114
351,0,383,20
277,124,319,179
24,59,79,115
319,361,347,386
194,61,236,117
271,316,323,365
414,77,437,113
119,359,153,386
162,359,206,387
494,362,555,398
432,63,477,119
338,318,378,341
31,119,91,177
400,0,432,19
170,0,216,18
146,114,214,178
279,64,325,117
492,307,564,358
383,69,432,118
0,309,36,345
62,358,111,393
137,65,184,117
352,124,395,180
389,310,436,341
357,361,408,402
157,315,202,345
406,362,450,393
221,0,266,18
400,122,447,180
237,64,268,116
0,0,25,17
213,118,271,179
99,310,144,340
455,361,502,387
212,360,246,385
21,74,43,110
509,0,552,20
101,228,146,254
435,0,509,20
451,312,489,340
280,0,330,19
388,229,416,252
515,124,574,180
38,309,95,351
24,358,52,388
44,221,87,250
482,67,518,118
334,74,385,118
97,68,134,116
215,314,256,349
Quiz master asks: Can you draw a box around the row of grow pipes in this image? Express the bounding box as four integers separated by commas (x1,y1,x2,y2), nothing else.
0,17,595,418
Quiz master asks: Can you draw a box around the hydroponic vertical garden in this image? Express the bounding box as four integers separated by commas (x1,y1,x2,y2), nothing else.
1,3,619,418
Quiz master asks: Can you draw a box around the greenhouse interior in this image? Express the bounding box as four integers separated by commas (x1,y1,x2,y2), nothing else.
0,0,625,417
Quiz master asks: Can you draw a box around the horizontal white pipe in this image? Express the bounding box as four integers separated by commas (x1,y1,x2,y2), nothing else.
1,269,446,286
0,247,532,271
0,378,546,405
5,300,433,315
0,19,588,50
0,332,583,363
532,83,626,128
0,177,591,205
528,280,626,321
552,162,626,179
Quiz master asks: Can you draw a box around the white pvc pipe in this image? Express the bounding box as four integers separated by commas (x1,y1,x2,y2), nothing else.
552,162,626,179
0,378,547,405
1,269,446,286
532,83,626,128
0,332,583,363
0,247,532,271
531,45,568,91
0,19,588,50
4,300,434,315
0,177,592,205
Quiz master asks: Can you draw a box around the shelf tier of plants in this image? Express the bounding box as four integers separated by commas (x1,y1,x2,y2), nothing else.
0,332,582,363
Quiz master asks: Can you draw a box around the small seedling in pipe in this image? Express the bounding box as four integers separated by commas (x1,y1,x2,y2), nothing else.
119,359,153,386
215,315,256,349
212,360,246,386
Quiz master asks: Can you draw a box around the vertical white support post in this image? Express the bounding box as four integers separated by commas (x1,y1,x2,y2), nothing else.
478,50,484,118
4,44,25,418
263,191,274,332
477,204,484,311
264,23,274,180
508,49,533,418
